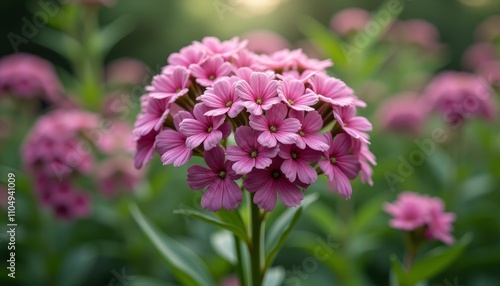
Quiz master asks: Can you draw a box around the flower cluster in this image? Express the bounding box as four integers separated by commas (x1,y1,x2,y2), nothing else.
0,53,63,102
133,37,376,212
384,192,455,244
22,110,142,219
22,110,99,220
424,71,495,126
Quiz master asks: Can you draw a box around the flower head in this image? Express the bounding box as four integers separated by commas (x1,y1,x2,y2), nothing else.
235,71,281,115
190,55,232,87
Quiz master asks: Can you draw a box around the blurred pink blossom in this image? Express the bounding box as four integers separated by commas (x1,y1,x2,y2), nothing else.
242,30,290,54
0,53,63,102
385,19,441,52
462,42,496,71
377,92,430,135
475,15,500,42
106,58,147,87
384,191,455,244
330,8,371,36
424,71,495,125
97,156,143,197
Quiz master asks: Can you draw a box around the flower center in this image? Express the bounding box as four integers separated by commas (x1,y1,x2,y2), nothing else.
271,170,281,179
209,75,215,80
291,152,298,159
330,156,337,164
299,130,306,137
288,99,295,105
250,150,258,158
226,101,233,107
218,171,226,179
256,98,263,105
269,126,277,132
207,126,213,133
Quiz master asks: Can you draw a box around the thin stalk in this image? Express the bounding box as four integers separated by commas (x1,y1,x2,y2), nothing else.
234,234,247,286
249,193,264,286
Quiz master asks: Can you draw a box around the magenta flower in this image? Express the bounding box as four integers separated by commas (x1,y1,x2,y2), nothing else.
195,36,247,59
167,45,206,67
155,111,194,167
147,66,190,101
308,74,354,107
425,197,455,244
106,58,147,87
377,93,429,136
190,55,232,87
257,49,302,71
249,104,301,148
244,158,304,211
226,126,279,174
0,53,63,102
384,192,455,245
351,138,376,186
179,104,231,150
134,130,159,169
330,8,371,36
319,133,360,199
199,78,244,118
333,105,372,144
187,146,242,211
277,77,318,111
243,30,289,54
289,110,329,151
384,192,428,231
235,71,281,115
133,95,170,136
279,144,321,184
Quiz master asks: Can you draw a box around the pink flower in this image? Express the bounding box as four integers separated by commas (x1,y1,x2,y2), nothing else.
377,93,429,136
279,144,321,184
242,30,290,54
462,42,496,71
330,8,371,36
147,66,190,100
258,49,302,71
187,146,242,211
308,74,354,107
333,105,372,144
244,158,304,211
133,95,170,136
0,53,63,102
288,110,329,151
235,71,281,115
168,45,206,67
97,156,143,197
134,130,159,169
424,71,495,125
384,192,429,231
226,126,279,174
319,133,360,199
198,78,244,118
195,36,247,59
156,111,193,167
190,55,232,87
351,138,376,186
105,58,147,87
475,15,500,42
384,192,455,245
277,77,318,111
249,104,301,148
179,104,231,150
425,198,455,244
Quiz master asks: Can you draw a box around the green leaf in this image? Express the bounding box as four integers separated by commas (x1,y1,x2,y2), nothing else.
265,193,319,267
353,195,387,233
97,14,137,55
35,28,82,61
304,201,344,239
408,233,473,284
130,203,216,286
56,245,97,286
215,208,247,240
210,230,236,263
263,267,285,286
298,16,348,70
390,254,408,285
173,207,247,241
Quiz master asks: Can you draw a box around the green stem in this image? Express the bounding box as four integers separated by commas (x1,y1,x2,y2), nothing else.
249,193,264,286
234,234,247,286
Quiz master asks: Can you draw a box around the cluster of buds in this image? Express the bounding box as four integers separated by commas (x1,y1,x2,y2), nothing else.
133,37,376,212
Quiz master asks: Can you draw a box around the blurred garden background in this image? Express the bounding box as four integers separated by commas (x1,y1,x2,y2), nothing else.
0,0,499,285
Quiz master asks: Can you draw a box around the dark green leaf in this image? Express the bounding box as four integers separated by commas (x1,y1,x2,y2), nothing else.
130,203,216,286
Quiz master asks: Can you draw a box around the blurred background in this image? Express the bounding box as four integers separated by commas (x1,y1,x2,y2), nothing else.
0,0,499,285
